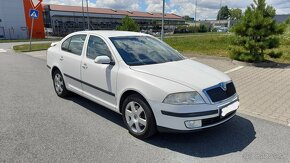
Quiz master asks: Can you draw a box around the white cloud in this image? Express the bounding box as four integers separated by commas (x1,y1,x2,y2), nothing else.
43,0,81,6
167,0,290,20
95,0,140,10
42,0,290,19
43,0,140,10
145,0,163,12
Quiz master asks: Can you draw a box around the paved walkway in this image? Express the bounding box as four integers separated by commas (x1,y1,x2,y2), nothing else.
194,56,290,126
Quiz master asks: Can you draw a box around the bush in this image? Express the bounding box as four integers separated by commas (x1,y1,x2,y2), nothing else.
268,51,283,58
230,47,264,62
212,28,218,32
286,16,290,24
174,25,209,33
266,37,280,49
198,24,208,33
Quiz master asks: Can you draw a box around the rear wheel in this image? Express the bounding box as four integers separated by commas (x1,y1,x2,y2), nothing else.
52,70,70,97
122,94,157,139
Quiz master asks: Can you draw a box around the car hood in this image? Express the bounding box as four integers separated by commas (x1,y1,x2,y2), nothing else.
130,59,230,91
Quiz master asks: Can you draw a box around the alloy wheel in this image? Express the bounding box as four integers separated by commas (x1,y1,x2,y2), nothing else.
125,101,147,133
54,73,64,94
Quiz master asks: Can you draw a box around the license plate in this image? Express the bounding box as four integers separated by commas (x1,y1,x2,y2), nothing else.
221,101,240,117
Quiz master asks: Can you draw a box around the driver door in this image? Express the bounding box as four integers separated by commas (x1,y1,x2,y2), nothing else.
81,35,118,109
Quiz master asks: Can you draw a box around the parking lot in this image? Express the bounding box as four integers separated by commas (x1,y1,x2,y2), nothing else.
0,45,290,162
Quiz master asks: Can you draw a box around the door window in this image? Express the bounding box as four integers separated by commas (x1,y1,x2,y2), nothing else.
61,34,86,56
86,36,112,60
61,37,71,51
68,35,86,55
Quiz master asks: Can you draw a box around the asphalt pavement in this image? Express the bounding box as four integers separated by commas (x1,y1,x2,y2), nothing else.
0,47,290,162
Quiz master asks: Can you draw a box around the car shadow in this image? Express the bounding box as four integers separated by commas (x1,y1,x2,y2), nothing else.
145,115,256,158
65,94,256,158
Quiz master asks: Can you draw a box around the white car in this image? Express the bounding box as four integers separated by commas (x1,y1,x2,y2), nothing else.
47,31,239,139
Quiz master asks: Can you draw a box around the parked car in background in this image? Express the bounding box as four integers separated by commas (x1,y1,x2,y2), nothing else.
217,27,229,32
47,31,239,139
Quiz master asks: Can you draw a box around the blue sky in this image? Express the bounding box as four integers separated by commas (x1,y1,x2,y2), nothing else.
43,0,290,20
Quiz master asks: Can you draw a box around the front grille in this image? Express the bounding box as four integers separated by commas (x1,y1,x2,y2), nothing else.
202,110,236,126
206,82,236,103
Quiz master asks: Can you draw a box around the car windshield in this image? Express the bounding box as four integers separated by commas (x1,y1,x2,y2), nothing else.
110,36,185,66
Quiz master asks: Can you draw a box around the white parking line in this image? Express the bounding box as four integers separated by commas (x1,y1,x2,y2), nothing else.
0,49,7,53
224,66,244,74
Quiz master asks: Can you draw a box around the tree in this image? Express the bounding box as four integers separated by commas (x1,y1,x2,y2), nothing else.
231,0,286,62
286,16,290,24
229,8,242,20
198,24,208,33
183,16,193,22
116,16,140,32
217,6,230,20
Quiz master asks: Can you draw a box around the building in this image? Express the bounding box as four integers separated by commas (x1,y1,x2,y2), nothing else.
43,4,185,36
274,14,290,23
0,1,184,39
0,0,45,39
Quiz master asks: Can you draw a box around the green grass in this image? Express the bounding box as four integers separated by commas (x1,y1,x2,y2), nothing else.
13,43,51,52
165,25,290,64
164,33,234,57
167,32,227,37
0,38,61,43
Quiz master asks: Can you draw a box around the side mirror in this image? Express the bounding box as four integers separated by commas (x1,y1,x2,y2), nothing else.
94,56,111,64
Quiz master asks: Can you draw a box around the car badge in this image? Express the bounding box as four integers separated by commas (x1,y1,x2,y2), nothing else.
220,83,227,91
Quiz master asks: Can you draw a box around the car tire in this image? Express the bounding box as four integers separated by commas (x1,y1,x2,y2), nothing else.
52,70,70,98
122,94,157,139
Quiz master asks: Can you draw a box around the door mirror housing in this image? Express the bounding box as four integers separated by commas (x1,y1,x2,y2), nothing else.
94,56,111,64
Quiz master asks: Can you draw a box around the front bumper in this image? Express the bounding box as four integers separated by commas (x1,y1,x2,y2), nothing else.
148,95,239,132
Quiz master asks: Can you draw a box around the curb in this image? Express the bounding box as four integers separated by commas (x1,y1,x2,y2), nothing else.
185,53,290,69
232,60,290,68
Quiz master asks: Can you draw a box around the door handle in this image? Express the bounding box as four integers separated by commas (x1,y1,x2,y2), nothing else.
60,56,64,61
82,63,88,69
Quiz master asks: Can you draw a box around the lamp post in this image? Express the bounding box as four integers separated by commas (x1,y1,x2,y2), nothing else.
87,0,90,30
195,0,197,29
218,0,222,25
82,0,85,30
161,0,165,40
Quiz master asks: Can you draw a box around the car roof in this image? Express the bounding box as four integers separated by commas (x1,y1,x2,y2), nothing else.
72,30,150,38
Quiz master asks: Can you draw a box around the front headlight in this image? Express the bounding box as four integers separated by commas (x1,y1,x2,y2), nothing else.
163,92,205,105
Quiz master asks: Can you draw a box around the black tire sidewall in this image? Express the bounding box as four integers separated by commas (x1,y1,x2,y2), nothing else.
122,94,157,139
52,70,69,97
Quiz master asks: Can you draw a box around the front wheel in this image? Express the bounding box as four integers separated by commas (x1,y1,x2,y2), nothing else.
122,94,157,139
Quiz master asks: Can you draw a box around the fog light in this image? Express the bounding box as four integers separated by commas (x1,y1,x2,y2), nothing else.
185,120,202,128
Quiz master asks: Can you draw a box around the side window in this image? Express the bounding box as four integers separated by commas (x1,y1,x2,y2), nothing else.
61,37,71,51
86,36,112,60
68,35,86,56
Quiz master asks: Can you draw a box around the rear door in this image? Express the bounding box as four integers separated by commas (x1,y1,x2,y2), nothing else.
60,34,87,93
